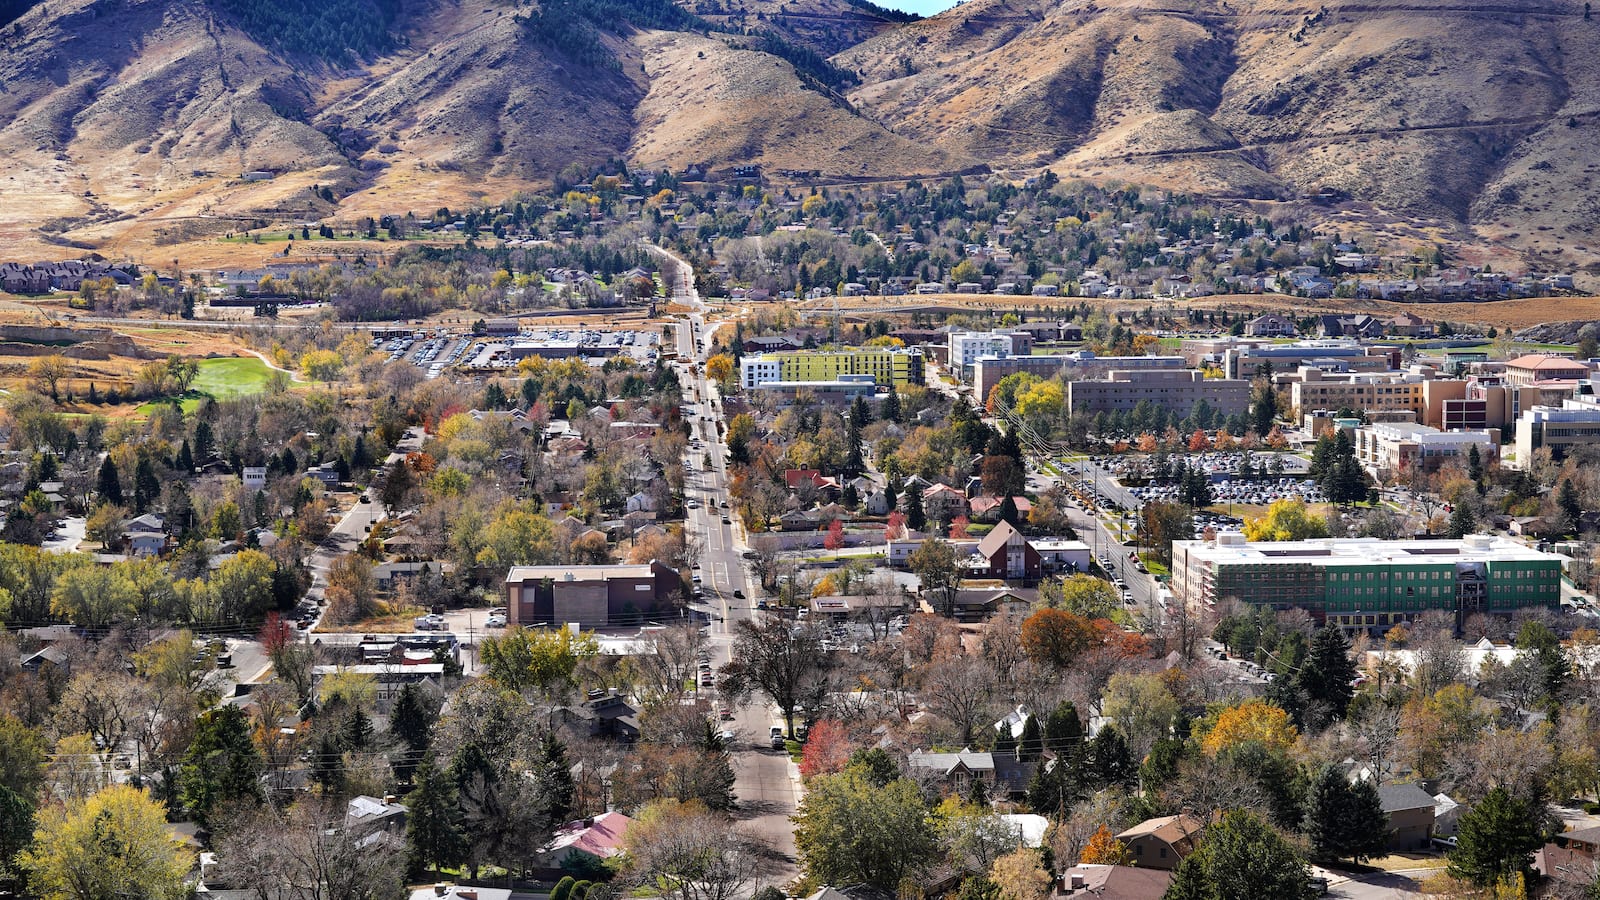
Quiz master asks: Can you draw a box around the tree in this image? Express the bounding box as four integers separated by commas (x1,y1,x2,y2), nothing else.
1448,502,1478,539
28,354,70,401
800,720,853,778
705,353,735,388
1448,786,1544,887
209,549,278,623
990,847,1052,900
622,799,768,900
96,455,123,506
19,785,191,900
908,538,962,615
1297,624,1357,721
1047,573,1120,618
1020,608,1095,670
405,758,465,877
1304,766,1389,862
793,766,935,890
50,563,136,628
1101,673,1179,761
1200,700,1298,757
823,518,845,552
1086,725,1137,789
180,706,264,824
1558,478,1583,535
1243,499,1329,542
1163,811,1313,900
1250,380,1279,437
724,616,827,736
905,485,927,531
478,626,598,700
1079,824,1132,865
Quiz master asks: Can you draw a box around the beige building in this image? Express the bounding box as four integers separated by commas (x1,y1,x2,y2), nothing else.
1353,422,1497,478
1064,369,1251,417
1291,369,1428,421
1505,354,1591,389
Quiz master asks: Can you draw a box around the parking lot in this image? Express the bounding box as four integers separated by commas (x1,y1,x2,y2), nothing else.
1128,477,1326,506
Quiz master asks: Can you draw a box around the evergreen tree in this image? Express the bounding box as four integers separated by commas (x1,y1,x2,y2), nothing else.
997,495,1021,527
1017,715,1044,761
310,730,345,795
881,386,902,423
194,420,214,460
180,706,264,824
97,456,123,506
1448,786,1543,887
175,440,194,473
405,757,465,877
533,732,576,828
1467,443,1484,485
1086,724,1136,789
390,683,437,757
1026,758,1079,818
1304,766,1389,862
1297,625,1357,720
1163,811,1314,900
1557,478,1583,535
1448,503,1477,538
906,485,926,532
134,457,160,514
344,705,374,751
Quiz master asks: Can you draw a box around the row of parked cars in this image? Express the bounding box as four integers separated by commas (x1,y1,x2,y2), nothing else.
1128,477,1326,506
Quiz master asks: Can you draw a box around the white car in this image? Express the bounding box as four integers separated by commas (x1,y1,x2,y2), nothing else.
485,614,507,628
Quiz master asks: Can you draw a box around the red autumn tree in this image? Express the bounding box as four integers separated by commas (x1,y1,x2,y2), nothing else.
949,516,970,539
799,719,854,778
824,518,845,551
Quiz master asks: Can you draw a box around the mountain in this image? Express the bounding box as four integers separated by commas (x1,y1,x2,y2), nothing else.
838,0,1600,270
0,0,1596,274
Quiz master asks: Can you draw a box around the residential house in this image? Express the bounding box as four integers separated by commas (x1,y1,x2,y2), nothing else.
535,812,633,873
969,495,1031,521
1245,314,1297,338
1115,813,1206,870
921,483,970,522
1055,865,1173,900
242,467,267,489
1378,783,1436,850
345,795,407,849
1318,314,1385,339
906,749,1032,800
1389,313,1436,338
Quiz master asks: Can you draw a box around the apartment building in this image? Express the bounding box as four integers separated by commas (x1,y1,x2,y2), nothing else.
1064,369,1251,417
972,353,1186,407
1171,533,1562,631
949,330,1033,379
739,347,925,390
1352,422,1497,477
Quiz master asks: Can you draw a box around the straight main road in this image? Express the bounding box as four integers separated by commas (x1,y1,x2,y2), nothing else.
647,243,800,880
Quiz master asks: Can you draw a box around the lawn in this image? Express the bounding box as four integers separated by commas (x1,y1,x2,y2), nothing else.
136,356,277,415
190,356,277,399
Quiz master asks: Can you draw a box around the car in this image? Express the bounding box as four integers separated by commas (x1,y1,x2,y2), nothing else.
687,500,700,509
722,516,732,525
756,599,770,610
485,614,507,628
770,726,786,749
717,729,737,744
732,589,745,599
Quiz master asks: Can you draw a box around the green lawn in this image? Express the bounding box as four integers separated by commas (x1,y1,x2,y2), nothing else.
137,357,277,415
191,356,277,399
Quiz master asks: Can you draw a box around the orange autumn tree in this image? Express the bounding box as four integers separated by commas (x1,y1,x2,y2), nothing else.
799,720,853,778
1079,824,1132,865
1200,699,1299,756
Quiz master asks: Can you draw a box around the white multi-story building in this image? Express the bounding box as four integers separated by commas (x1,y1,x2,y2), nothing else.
949,331,1032,381
1352,422,1496,477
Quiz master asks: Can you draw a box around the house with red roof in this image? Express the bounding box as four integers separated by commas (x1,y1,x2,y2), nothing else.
534,811,633,872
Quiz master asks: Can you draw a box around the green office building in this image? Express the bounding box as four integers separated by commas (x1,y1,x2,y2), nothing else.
1172,533,1562,631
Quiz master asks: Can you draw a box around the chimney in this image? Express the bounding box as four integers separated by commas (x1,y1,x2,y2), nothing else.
433,884,448,897
583,817,595,828
382,794,396,805
1069,873,1086,891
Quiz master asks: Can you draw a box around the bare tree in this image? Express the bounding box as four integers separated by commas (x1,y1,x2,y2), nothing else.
214,799,406,900
916,655,995,746
722,615,828,736
623,800,770,900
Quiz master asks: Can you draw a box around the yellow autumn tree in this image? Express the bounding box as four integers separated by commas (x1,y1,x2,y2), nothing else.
1078,824,1132,865
705,353,736,387
1200,699,1299,756
990,847,1052,900
20,784,192,900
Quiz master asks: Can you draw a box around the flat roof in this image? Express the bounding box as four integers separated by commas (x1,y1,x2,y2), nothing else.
506,564,656,582
1177,534,1562,567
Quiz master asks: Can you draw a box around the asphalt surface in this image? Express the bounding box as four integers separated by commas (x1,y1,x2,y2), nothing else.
648,243,801,879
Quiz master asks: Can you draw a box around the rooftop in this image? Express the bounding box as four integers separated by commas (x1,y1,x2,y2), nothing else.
1177,533,1561,567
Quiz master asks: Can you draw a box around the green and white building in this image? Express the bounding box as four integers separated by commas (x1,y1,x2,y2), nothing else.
1172,533,1563,631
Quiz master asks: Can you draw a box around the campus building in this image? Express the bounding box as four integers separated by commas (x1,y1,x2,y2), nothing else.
1171,533,1563,631
1290,369,1429,421
1063,369,1251,418
1222,341,1396,380
971,353,1186,407
1351,422,1497,478
739,347,924,390
949,330,1033,380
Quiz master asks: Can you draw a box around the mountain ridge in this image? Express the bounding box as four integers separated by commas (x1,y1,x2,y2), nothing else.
0,0,1593,276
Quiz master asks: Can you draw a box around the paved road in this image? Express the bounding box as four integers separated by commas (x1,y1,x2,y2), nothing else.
646,243,799,878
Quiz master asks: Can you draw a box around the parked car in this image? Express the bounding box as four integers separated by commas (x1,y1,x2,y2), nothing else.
769,726,785,749
485,614,507,628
